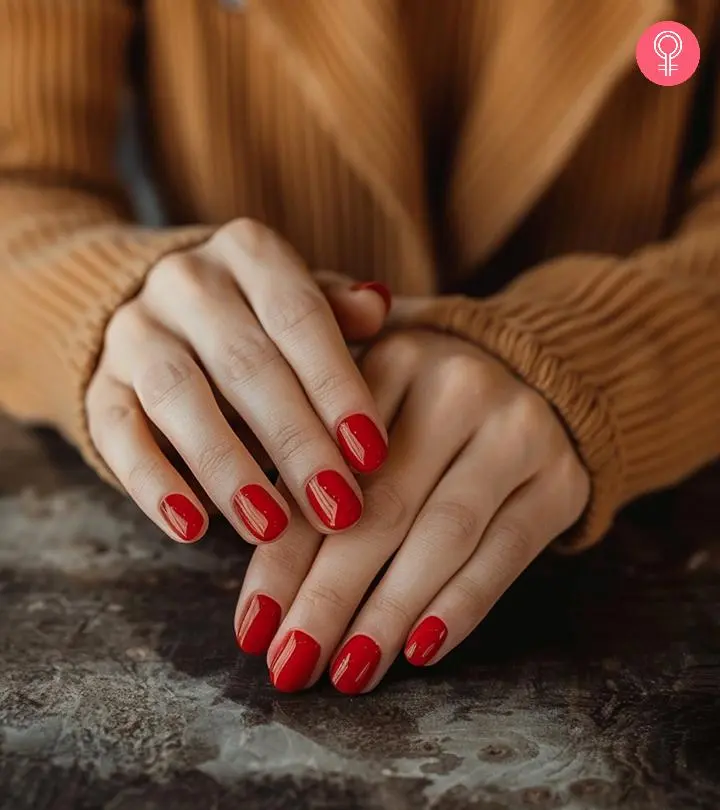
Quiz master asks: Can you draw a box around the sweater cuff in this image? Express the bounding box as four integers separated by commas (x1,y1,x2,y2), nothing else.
392,257,625,550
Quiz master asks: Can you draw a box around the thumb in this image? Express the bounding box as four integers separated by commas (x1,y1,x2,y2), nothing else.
314,271,392,342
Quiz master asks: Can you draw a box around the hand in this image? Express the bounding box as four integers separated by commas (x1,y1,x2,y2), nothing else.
235,329,590,691
86,219,392,545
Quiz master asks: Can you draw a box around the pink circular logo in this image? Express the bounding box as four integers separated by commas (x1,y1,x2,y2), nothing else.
636,21,700,86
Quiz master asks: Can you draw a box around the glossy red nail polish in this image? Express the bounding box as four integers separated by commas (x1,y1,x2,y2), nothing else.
337,414,388,474
405,616,448,666
269,629,322,692
330,634,382,695
351,281,392,315
305,470,362,531
159,494,205,543
236,594,282,655
232,484,288,542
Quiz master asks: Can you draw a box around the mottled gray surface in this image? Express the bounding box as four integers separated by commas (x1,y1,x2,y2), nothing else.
1,414,719,810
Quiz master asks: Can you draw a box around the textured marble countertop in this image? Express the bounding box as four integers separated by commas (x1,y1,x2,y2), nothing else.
1,415,719,810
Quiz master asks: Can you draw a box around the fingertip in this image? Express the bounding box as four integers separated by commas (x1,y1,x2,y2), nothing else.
325,283,387,341
350,281,392,316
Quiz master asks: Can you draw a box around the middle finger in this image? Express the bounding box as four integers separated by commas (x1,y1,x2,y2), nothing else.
263,385,470,692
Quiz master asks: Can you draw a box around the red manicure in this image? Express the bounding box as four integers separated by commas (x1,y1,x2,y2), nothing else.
159,494,205,543
236,594,282,655
330,634,382,695
305,470,362,531
337,414,388,474
351,281,392,315
405,616,448,666
269,629,322,692
232,484,288,542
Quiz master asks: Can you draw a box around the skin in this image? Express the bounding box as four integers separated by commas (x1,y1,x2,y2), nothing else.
86,219,390,545
237,329,590,692
88,217,589,691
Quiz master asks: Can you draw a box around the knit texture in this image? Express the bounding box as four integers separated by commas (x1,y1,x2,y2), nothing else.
1,0,719,547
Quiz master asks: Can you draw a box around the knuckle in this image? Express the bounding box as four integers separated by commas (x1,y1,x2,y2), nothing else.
104,300,148,347
214,328,279,387
452,570,487,613
87,400,137,459
305,365,351,407
253,539,308,579
152,253,205,301
194,440,237,484
511,391,551,435
417,501,481,550
214,217,273,261
263,286,326,339
431,355,489,416
135,357,197,412
301,580,350,614
271,422,317,465
363,332,421,378
364,481,408,534
490,518,536,564
125,455,164,503
373,590,413,625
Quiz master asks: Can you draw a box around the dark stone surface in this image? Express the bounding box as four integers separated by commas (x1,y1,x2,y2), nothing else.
1,415,719,810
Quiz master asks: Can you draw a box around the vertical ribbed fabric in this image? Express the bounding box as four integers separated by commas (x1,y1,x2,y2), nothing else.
0,0,719,547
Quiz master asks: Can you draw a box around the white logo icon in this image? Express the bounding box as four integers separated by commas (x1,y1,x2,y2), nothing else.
653,30,683,76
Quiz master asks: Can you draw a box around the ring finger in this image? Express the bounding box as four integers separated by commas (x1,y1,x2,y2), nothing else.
403,459,588,668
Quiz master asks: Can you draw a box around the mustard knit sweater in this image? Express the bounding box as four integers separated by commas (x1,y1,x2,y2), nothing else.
1,0,719,548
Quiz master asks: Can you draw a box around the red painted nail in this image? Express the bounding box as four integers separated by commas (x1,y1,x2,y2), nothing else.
232,484,288,542
305,470,362,531
269,630,321,692
159,494,205,543
236,594,282,655
330,634,382,695
405,616,448,666
351,281,392,315
337,414,388,474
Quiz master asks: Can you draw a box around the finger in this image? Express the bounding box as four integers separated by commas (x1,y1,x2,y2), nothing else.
127,328,292,545
404,459,588,667
264,381,470,693
204,221,390,474
146,253,371,534
86,377,208,544
234,480,323,656
234,339,414,661
328,419,542,694
359,332,424,424
314,270,391,342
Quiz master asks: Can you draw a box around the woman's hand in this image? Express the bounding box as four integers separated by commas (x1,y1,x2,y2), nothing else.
235,329,590,691
86,219,391,545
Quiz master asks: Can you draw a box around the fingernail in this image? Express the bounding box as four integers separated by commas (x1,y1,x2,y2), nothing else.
351,281,392,315
305,470,362,531
269,629,321,692
337,413,388,474
159,494,205,543
405,616,448,666
330,634,382,695
232,484,289,542
236,594,282,655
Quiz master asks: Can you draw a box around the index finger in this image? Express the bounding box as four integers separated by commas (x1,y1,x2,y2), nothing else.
202,221,389,475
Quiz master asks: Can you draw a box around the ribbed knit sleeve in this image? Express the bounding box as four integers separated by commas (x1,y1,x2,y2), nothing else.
0,1,213,473
395,93,720,550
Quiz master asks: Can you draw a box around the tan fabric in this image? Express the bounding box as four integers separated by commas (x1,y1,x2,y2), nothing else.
0,0,719,547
